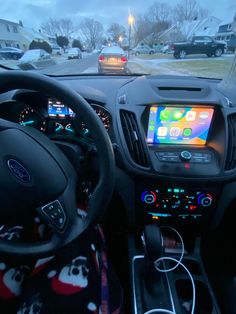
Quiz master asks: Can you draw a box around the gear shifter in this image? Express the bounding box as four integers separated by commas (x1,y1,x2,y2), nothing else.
132,225,177,313
142,224,164,289
143,224,163,262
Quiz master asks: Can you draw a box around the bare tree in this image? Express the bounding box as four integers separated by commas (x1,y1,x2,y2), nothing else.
133,15,153,45
107,23,126,43
133,2,172,46
174,0,208,24
80,18,104,49
147,2,172,23
41,18,59,36
59,19,77,38
41,18,77,37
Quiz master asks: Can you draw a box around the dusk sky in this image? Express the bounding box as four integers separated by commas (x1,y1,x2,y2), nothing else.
0,0,236,31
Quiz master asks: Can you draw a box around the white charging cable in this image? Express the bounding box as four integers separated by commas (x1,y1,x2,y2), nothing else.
155,227,184,272
143,227,196,314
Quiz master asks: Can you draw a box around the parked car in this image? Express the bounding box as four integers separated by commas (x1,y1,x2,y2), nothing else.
132,45,155,55
93,49,101,54
19,49,54,69
68,48,82,59
0,47,23,60
161,44,174,54
98,46,128,73
51,45,62,55
172,36,226,59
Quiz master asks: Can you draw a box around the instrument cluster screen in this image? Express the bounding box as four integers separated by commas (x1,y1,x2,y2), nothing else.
147,106,214,145
48,99,75,118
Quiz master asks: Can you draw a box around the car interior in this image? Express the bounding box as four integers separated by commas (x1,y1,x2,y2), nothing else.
0,64,236,314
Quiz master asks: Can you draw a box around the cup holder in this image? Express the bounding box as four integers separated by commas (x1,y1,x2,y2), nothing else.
176,279,213,314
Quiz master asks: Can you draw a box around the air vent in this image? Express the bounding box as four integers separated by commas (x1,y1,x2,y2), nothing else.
120,110,149,167
157,87,202,92
225,114,236,170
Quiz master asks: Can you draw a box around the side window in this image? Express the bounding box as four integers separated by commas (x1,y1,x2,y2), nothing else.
6,25,10,32
203,37,212,43
193,37,204,44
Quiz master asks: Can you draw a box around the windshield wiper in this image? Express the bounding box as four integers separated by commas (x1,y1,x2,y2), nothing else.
197,76,221,81
0,64,15,70
45,72,149,78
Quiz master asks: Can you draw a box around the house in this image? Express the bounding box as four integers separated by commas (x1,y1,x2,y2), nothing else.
19,26,51,49
0,19,23,49
159,16,221,43
215,15,236,42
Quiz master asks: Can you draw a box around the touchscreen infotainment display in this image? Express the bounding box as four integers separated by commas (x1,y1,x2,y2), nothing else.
48,99,75,118
146,106,214,145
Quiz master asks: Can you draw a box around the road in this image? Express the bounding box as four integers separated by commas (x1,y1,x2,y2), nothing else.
1,52,234,78
42,54,99,75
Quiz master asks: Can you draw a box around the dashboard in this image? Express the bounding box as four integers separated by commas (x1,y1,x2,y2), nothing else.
1,73,236,232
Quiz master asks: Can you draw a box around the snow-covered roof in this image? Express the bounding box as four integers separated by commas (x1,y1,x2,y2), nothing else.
19,27,48,43
180,16,221,39
219,12,235,26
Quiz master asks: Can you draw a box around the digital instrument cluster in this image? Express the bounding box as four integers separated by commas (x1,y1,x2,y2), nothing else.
18,98,112,136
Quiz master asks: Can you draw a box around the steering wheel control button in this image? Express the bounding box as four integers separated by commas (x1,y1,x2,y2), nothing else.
41,200,66,229
180,151,192,161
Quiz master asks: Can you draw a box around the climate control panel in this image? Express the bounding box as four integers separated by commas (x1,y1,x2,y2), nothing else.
139,186,215,222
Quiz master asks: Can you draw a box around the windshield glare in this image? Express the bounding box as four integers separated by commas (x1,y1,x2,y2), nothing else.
0,1,235,78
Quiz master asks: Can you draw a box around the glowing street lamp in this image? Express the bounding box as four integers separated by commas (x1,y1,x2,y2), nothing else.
118,35,123,47
128,14,135,26
128,14,135,58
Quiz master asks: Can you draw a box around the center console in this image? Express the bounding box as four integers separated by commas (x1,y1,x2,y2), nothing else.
128,104,224,313
133,102,225,226
131,225,221,314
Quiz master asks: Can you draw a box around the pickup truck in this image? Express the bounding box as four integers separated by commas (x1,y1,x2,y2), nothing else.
172,36,226,59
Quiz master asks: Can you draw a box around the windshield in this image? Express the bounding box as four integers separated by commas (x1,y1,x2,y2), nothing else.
0,1,235,78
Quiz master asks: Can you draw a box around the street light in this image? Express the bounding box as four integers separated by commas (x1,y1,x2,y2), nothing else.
128,14,135,59
118,35,123,47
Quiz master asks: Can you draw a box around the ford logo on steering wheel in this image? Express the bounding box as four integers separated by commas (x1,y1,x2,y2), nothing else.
7,159,31,183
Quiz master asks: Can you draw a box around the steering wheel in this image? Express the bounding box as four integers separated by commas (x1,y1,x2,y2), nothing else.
0,71,115,256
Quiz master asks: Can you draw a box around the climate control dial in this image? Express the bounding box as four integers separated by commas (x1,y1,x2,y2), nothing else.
141,191,157,204
198,193,213,207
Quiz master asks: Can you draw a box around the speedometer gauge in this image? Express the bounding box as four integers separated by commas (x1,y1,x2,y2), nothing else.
92,106,111,130
19,107,46,132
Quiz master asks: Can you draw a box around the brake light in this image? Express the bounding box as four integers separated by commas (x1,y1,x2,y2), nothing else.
121,56,127,62
99,55,105,61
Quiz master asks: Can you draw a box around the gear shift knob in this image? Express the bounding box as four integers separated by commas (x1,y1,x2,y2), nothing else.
142,224,164,290
143,224,163,262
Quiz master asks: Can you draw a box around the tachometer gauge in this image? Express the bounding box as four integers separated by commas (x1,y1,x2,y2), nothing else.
93,106,111,130
19,107,46,132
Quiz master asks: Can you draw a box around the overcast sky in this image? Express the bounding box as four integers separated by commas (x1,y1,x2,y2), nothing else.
1,0,236,31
